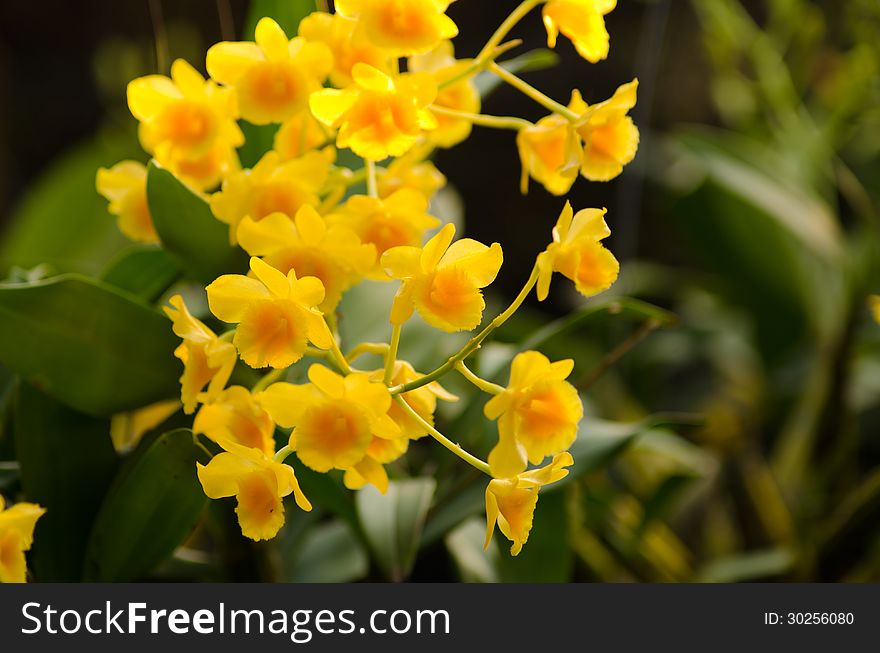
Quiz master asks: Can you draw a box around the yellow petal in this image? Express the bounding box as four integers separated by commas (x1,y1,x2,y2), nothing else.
488,424,528,479
310,88,358,126
255,17,291,62
308,363,346,399
420,222,455,273
197,453,251,499
293,204,327,245
237,212,298,256
207,274,270,322
250,257,290,299
440,239,503,288
257,382,316,427
206,41,263,84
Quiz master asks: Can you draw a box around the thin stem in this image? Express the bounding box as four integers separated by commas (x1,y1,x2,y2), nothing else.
438,39,522,90
305,346,329,359
455,360,504,395
324,321,353,375
384,324,402,385
366,159,379,198
393,396,491,475
192,433,213,461
252,367,286,393
273,444,294,464
148,0,169,73
489,62,579,121
577,319,661,391
477,0,545,63
346,342,390,363
429,105,533,131
391,261,541,395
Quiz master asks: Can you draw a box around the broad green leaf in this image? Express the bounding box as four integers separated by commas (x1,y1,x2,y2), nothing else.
101,245,181,302
84,429,208,581
146,161,247,283
243,0,317,39
696,548,795,582
421,481,484,547
0,274,181,416
0,131,137,277
445,517,498,583
238,121,279,169
14,383,119,581
356,478,436,581
497,489,571,582
286,520,369,583
476,49,561,97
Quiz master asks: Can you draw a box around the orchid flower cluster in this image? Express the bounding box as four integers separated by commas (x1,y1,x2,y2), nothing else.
96,0,638,556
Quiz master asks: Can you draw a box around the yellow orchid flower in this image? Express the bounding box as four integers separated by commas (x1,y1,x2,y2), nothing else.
206,257,333,369
543,0,617,64
0,497,46,583
164,294,237,414
127,59,243,177
273,110,332,160
485,451,573,556
95,160,157,243
258,364,401,474
207,17,332,125
310,63,438,161
194,386,276,456
536,202,619,301
516,91,585,196
210,148,334,245
328,189,439,270
373,360,458,439
382,223,503,332
163,141,241,192
342,434,410,495
485,351,583,478
335,0,458,56
237,205,376,313
376,145,447,199
197,439,311,541
869,295,880,323
409,41,480,148
110,399,181,453
298,10,392,88
574,79,639,181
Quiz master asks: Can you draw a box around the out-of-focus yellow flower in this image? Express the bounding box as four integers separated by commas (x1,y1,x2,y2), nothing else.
273,111,331,160
298,11,392,87
485,351,582,478
869,295,880,323
409,42,480,148
516,91,584,196
484,451,573,556
328,189,439,270
237,205,376,313
110,399,181,453
96,161,157,243
543,0,616,63
210,149,334,244
258,364,401,475
207,17,332,125
376,145,446,199
335,0,458,56
574,79,639,181
373,360,457,439
169,142,241,191
194,386,275,456
310,63,438,161
0,497,45,583
382,223,503,332
206,257,332,369
197,438,310,541
164,294,237,414
128,59,243,176
536,202,619,301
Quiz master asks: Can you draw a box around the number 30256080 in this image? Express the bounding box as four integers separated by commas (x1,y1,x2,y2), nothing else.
764,612,854,625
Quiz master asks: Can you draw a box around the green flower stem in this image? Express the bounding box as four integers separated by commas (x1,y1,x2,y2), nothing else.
393,395,491,476
438,39,522,91
455,360,504,395
366,159,379,198
477,0,546,64
272,444,294,464
384,324,402,385
391,260,541,396
346,342,390,363
489,62,579,122
323,317,353,375
252,367,286,393
429,106,533,131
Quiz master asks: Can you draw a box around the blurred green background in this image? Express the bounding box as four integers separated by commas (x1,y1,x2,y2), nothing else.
1,0,879,582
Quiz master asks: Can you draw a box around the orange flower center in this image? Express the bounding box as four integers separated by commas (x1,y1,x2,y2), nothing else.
158,101,215,148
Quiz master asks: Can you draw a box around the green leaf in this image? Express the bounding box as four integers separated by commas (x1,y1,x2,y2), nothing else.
696,548,795,582
421,481,484,547
243,0,317,39
356,478,436,581
497,489,571,582
445,517,498,583
84,429,208,581
101,245,181,302
0,130,138,277
146,161,247,283
476,49,561,97
238,121,279,170
14,383,119,581
286,520,369,583
0,274,181,416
